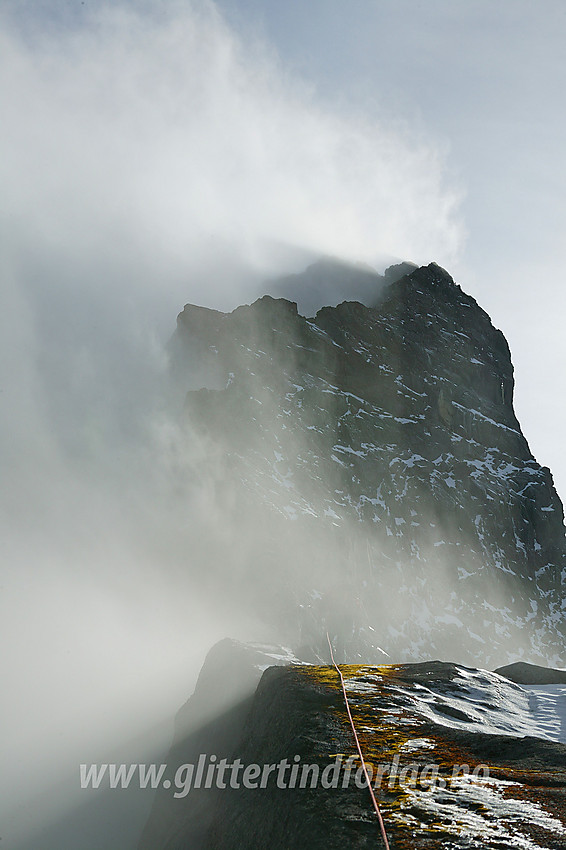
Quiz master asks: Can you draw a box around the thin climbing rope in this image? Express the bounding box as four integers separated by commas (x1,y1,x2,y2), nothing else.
326,632,391,850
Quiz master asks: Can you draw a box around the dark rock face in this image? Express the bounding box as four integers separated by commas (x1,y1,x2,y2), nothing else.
204,661,566,849
171,262,566,667
138,640,300,850
495,661,566,684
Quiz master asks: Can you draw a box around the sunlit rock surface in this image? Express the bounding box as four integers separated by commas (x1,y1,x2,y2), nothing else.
171,261,566,667
204,661,566,850
140,643,566,849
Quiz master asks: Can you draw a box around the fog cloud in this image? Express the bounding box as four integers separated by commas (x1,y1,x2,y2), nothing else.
0,2,464,847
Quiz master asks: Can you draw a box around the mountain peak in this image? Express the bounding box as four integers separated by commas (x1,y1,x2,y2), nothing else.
169,259,566,668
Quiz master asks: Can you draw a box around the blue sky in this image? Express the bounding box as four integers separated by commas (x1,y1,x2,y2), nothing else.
215,0,566,493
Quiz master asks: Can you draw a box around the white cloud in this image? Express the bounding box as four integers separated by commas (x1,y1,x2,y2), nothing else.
0,3,464,847
2,0,463,312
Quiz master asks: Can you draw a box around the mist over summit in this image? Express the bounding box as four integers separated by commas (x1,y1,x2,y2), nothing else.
170,260,565,668
262,256,418,316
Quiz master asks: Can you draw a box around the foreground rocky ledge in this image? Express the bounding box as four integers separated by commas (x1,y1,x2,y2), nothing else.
206,663,566,849
140,641,566,849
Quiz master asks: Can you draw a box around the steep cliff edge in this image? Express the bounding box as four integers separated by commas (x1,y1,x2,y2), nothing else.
170,261,566,666
138,641,301,850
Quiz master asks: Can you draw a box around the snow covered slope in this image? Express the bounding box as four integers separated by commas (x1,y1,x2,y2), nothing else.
524,685,566,744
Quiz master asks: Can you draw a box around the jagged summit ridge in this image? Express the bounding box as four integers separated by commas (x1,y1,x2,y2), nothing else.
171,262,566,667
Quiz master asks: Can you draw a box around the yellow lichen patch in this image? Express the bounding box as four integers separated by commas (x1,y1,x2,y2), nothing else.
300,664,435,839
297,664,566,849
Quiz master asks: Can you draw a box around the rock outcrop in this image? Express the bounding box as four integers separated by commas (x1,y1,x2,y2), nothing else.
141,640,566,849
495,661,566,685
138,640,300,850
204,660,566,849
170,261,566,667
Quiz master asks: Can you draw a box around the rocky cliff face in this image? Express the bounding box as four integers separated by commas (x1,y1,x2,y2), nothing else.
170,261,566,667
